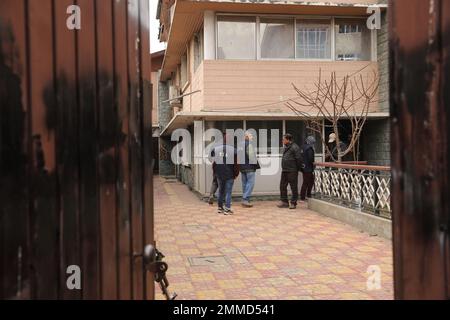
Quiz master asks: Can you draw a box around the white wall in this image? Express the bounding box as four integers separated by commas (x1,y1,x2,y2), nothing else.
201,157,302,197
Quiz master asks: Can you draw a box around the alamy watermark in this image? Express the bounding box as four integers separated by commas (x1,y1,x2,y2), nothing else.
170,123,283,176
367,6,382,30
66,265,81,290
366,265,382,291
66,5,81,30
65,4,382,31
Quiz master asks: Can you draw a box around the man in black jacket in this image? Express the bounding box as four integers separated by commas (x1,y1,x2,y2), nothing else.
278,134,303,209
300,135,316,202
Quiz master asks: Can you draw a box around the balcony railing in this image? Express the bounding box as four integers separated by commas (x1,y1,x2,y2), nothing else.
313,162,392,219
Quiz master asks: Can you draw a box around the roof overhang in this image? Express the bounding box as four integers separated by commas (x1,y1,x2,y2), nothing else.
160,111,390,136
151,50,166,71
160,0,388,80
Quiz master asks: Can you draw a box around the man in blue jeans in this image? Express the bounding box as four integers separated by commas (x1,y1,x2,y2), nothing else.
238,132,260,207
211,135,238,215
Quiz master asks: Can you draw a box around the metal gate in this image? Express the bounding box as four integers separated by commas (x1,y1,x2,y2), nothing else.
0,0,154,299
390,0,450,299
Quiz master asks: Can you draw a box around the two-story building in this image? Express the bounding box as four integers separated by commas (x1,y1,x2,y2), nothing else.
155,0,390,198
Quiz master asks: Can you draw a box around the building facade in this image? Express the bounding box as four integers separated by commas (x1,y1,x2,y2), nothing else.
156,0,390,197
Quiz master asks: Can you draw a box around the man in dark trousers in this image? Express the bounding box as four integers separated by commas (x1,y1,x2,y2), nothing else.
278,134,303,210
211,134,239,215
300,135,316,202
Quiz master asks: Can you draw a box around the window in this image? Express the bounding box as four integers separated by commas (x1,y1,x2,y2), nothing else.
260,18,294,59
204,121,244,149
194,31,204,71
337,54,358,61
204,121,243,133
285,121,323,154
339,24,362,34
335,19,372,61
217,16,256,60
296,20,331,60
246,121,283,155
215,15,373,62
180,54,188,87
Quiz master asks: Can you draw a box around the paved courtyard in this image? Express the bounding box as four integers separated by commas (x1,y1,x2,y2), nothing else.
154,176,394,300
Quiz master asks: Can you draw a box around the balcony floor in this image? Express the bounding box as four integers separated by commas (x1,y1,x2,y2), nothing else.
154,176,394,300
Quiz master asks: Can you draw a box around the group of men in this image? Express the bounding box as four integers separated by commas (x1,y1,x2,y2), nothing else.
208,132,316,215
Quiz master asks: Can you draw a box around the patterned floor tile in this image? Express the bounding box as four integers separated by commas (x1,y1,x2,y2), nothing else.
154,177,393,301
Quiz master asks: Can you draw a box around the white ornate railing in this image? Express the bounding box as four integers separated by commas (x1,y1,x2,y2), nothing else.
314,163,391,219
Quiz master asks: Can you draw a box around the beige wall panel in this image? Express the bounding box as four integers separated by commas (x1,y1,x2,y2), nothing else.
151,71,159,126
202,60,379,113
190,62,205,112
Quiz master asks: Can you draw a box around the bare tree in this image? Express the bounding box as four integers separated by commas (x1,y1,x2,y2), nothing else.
286,68,379,162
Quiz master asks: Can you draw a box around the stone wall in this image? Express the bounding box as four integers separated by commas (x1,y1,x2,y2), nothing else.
159,137,175,177
360,5,390,166
361,119,391,166
158,77,175,176
377,8,390,113
158,77,172,129
178,165,195,190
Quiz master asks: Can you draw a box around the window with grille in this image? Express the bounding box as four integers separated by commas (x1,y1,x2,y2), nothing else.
215,15,373,62
296,20,331,59
335,19,372,61
338,24,362,34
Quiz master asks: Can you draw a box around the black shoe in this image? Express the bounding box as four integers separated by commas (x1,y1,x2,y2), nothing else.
218,207,224,214
224,207,234,215
277,202,289,208
289,203,297,210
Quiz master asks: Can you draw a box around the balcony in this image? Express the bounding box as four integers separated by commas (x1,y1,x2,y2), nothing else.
188,60,383,114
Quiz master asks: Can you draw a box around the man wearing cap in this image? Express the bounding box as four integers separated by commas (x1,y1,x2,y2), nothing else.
326,133,348,162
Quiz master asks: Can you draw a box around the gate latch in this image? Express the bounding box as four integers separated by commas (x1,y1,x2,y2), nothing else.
143,244,178,300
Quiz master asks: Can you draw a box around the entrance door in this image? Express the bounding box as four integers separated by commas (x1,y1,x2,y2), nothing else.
0,0,154,300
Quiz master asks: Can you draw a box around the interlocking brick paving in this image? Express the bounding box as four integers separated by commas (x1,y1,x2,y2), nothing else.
154,176,394,300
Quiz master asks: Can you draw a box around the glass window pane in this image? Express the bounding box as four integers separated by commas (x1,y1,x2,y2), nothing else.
204,121,244,149
246,121,283,155
204,121,243,132
335,18,372,61
286,121,323,153
193,31,203,71
260,18,294,59
180,54,188,86
217,16,256,60
296,20,331,60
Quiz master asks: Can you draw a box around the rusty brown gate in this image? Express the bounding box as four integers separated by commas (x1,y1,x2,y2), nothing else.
390,0,450,299
0,0,154,299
